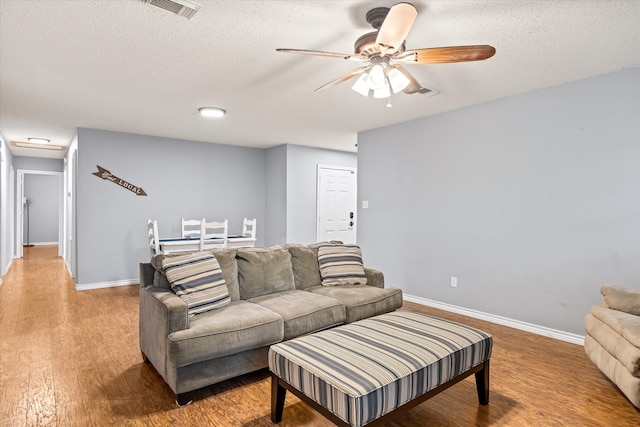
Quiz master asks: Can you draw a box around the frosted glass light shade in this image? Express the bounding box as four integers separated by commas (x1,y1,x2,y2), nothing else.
387,68,410,93
373,81,391,99
367,65,386,90
352,73,370,96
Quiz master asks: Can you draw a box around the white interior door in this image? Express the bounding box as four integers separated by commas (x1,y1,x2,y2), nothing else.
15,169,64,258
317,165,357,244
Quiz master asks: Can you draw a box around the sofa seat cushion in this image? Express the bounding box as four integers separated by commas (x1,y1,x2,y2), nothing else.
306,285,403,323
585,312,640,375
590,305,640,349
248,290,346,340
168,300,283,367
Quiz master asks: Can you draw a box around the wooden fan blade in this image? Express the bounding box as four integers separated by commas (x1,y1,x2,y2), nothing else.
400,45,496,64
276,48,355,60
375,3,418,54
314,66,369,93
390,65,431,95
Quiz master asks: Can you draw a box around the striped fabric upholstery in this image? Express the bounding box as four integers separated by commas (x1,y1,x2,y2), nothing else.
162,252,230,316
269,311,493,426
317,243,367,286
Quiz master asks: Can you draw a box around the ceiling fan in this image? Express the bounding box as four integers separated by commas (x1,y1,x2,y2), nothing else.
276,2,496,100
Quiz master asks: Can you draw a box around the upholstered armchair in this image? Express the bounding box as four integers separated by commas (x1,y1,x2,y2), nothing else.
584,286,640,409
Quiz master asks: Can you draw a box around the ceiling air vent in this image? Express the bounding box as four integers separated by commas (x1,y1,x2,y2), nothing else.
139,0,201,20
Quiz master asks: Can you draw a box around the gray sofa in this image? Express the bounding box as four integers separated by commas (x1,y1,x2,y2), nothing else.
139,243,403,405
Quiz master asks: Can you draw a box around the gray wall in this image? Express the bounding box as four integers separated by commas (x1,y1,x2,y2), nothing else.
13,156,63,172
265,145,287,246
357,67,640,336
264,144,357,246
286,144,357,244
76,128,266,286
23,174,58,244
0,138,14,278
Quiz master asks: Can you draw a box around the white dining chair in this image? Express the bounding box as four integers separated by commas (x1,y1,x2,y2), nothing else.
242,218,257,239
147,219,160,257
181,218,202,239
200,219,228,251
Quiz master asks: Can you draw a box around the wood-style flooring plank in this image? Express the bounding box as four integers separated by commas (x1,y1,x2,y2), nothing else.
0,245,638,426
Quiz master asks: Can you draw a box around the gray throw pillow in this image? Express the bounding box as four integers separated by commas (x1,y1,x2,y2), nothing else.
286,244,322,290
236,246,295,299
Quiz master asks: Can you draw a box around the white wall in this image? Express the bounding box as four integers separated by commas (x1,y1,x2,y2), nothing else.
357,68,640,336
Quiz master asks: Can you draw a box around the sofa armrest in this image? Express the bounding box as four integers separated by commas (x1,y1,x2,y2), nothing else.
139,284,189,377
364,268,384,288
140,262,155,288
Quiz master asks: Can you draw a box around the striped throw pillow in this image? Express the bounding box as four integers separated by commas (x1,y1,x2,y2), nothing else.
162,252,230,316
317,243,368,286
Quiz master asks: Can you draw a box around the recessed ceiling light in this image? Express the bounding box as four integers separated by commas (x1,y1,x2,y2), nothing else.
27,137,51,144
198,107,226,118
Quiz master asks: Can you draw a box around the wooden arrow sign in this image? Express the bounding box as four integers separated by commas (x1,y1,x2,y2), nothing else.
92,166,148,196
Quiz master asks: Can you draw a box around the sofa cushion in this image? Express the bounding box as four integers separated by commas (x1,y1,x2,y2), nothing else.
317,243,367,286
236,246,296,299
602,286,640,316
306,285,403,323
585,312,640,375
286,244,322,290
167,300,283,367
162,252,230,316
209,248,240,301
590,305,640,349
249,290,346,340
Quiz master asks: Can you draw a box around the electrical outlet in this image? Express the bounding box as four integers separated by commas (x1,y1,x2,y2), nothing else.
451,277,458,288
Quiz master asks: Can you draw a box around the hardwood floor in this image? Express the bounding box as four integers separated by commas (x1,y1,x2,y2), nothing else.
1,245,638,426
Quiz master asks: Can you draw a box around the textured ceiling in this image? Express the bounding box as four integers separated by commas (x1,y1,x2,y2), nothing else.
1,0,639,159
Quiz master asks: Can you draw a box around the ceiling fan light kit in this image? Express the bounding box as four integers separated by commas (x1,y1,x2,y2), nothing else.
277,2,496,102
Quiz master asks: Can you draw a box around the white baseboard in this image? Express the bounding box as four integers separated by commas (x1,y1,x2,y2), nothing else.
76,278,139,291
26,241,58,246
404,294,585,346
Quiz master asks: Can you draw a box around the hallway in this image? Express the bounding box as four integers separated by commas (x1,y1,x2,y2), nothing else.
0,246,143,426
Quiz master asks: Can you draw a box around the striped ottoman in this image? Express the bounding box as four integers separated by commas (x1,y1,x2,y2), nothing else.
268,311,493,427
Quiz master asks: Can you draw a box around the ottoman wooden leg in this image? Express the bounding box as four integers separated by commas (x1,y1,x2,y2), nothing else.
475,359,490,405
271,374,286,423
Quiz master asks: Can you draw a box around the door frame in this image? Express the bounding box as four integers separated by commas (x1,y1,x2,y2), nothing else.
316,164,358,243
15,169,64,258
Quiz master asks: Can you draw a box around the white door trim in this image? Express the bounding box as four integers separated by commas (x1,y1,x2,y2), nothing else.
15,169,64,258
316,164,357,243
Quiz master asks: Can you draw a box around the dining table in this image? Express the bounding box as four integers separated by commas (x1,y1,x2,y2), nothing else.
158,235,256,254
